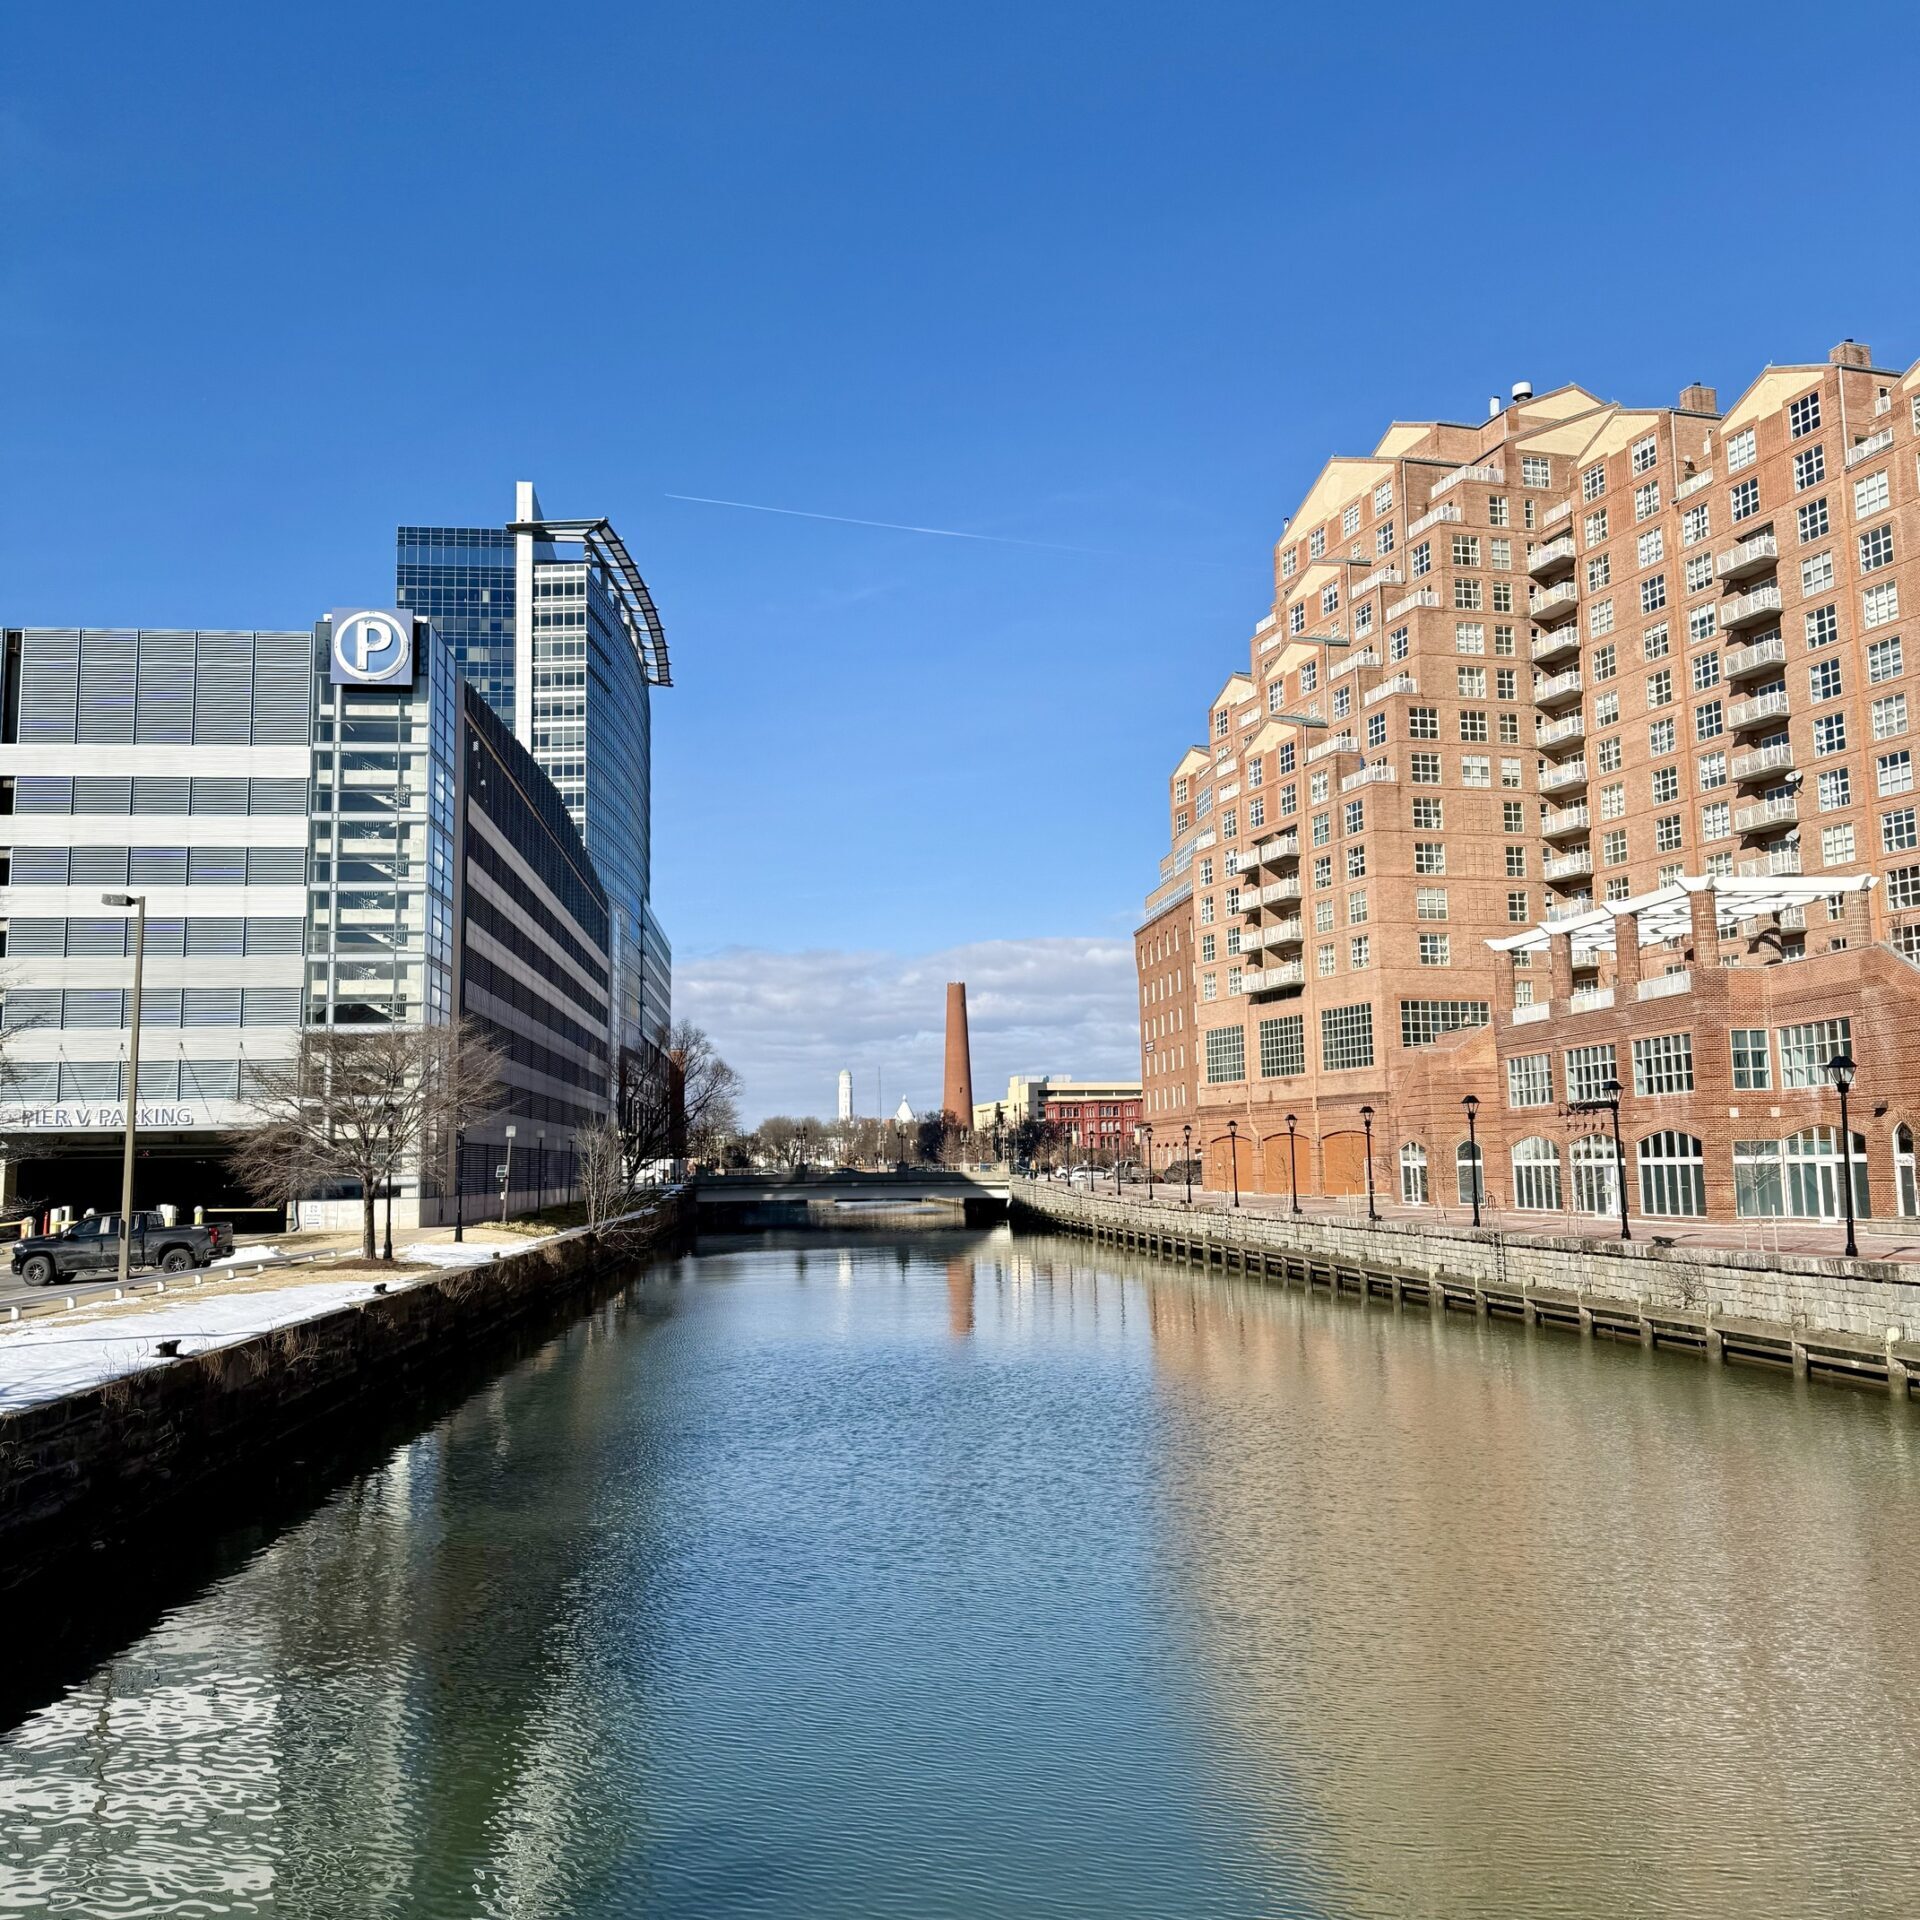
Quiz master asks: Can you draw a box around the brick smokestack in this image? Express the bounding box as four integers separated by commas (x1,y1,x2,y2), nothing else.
942,982,974,1123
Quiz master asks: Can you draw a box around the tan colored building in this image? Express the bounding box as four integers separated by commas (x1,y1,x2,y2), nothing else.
1138,341,1920,1229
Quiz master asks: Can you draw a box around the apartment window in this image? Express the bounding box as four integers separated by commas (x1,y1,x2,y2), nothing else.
1582,464,1606,502
1811,657,1844,702
1311,811,1330,847
1632,434,1659,475
1313,854,1332,890
1685,553,1714,595
1375,522,1395,557
1798,497,1830,542
1408,706,1439,741
1388,625,1411,662
1689,605,1718,644
1452,534,1481,567
1683,503,1710,547
1200,932,1217,963
1634,481,1660,521
1602,828,1628,865
1507,1053,1553,1108
1584,508,1609,547
1349,935,1371,969
1639,1132,1707,1217
1641,574,1668,614
1814,712,1847,754
1523,456,1550,488
1590,599,1615,638
1787,390,1822,438
1320,1002,1374,1071
1456,623,1486,654
1321,583,1340,615
1457,579,1484,618
1199,895,1216,925
1309,527,1326,558
1818,767,1851,810
1647,667,1673,707
1652,765,1679,803
1732,478,1759,522
1496,667,1517,701
1864,583,1901,629
1507,889,1529,923
1598,734,1623,771
1778,1017,1851,1090
1565,1043,1619,1104
1600,780,1626,820
1879,750,1914,797
1214,708,1230,738
1692,650,1721,691
1414,841,1447,875
1366,712,1386,749
1343,798,1364,836
1204,1025,1246,1083
1415,887,1448,920
1412,797,1443,828
1460,710,1489,742
1489,496,1510,529
1345,844,1366,878
1504,844,1527,878
1461,755,1491,787
1854,469,1891,517
1868,636,1903,685
1315,900,1334,934
1727,428,1757,472
1872,693,1908,739
1247,796,1265,828
1637,528,1665,568
1281,548,1298,579
1893,864,1920,911
1503,799,1525,831
1792,446,1825,491
1258,1014,1305,1078
1411,540,1432,578
1806,603,1839,649
1821,823,1856,866
1648,718,1676,755
1347,886,1369,924
1457,666,1487,698
1730,1028,1771,1091
1400,999,1487,1046
1201,973,1217,1001
1174,777,1189,804
1859,524,1897,574
1700,800,1729,839
1591,643,1616,682
1411,753,1442,784
1883,806,1917,853
1587,553,1612,591
1310,770,1328,801
1373,479,1393,516
1342,501,1361,537
1633,1032,1694,1096
1698,752,1726,790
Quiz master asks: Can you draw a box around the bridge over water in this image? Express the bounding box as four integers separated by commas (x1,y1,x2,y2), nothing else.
690,1168,1011,1227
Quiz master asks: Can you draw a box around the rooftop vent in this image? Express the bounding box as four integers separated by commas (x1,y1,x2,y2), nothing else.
1488,396,1502,419
1511,380,1534,404
1830,339,1872,368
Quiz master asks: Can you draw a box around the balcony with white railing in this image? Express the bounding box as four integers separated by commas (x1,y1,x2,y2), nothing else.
1511,1001,1552,1024
1543,497,1574,527
1248,960,1305,995
1260,877,1303,905
1305,731,1356,764
1637,970,1693,1002
1265,916,1303,948
1728,688,1790,731
1722,584,1782,630
1254,611,1278,635
1675,468,1713,501
1533,667,1583,709
1531,625,1580,666
1429,462,1504,500
1725,633,1786,681
1734,796,1798,834
1526,534,1577,581
1385,586,1441,620
1732,740,1795,782
1406,501,1463,539
1569,985,1615,1014
1528,580,1580,627
1715,529,1778,581
1846,426,1895,468
1739,847,1802,877
1351,566,1403,597
1363,672,1416,707
1537,712,1586,749
1544,848,1593,882
1255,832,1299,866
1258,629,1288,656
1341,762,1398,793
1330,646,1379,680
1539,758,1589,794
1541,803,1590,841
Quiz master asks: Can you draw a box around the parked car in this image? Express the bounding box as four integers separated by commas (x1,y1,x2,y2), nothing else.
11,1212,230,1287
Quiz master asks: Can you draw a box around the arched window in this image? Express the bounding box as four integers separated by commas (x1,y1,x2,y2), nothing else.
1897,1125,1918,1218
1512,1136,1561,1211
1782,1128,1871,1221
1456,1140,1484,1208
1638,1131,1706,1216
1399,1142,1429,1205
1568,1133,1619,1216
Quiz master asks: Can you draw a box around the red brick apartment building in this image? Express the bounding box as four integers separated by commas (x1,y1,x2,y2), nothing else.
1136,341,1920,1227
1043,1081,1145,1158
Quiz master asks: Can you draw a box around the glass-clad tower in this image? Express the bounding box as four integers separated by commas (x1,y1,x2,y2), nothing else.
394,483,671,1079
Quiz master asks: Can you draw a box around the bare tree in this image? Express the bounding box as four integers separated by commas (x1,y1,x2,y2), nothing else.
229,1020,504,1259
621,1019,742,1171
576,1116,634,1227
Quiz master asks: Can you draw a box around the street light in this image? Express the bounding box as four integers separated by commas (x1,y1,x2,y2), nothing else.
1286,1112,1301,1215
1182,1123,1193,1206
453,1126,466,1243
1600,1077,1630,1242
1359,1105,1378,1223
1143,1124,1155,1203
1227,1118,1241,1208
1828,1053,1859,1258
501,1123,517,1224
1461,1093,1482,1228
536,1129,546,1213
101,893,147,1289
381,1100,396,1263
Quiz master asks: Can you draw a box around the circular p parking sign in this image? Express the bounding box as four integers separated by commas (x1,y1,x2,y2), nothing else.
330,609,414,687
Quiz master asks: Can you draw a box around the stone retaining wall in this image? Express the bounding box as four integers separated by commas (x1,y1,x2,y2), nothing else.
0,1204,685,1595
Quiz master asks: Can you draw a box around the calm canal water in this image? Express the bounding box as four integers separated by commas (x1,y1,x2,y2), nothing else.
4,1227,1920,1916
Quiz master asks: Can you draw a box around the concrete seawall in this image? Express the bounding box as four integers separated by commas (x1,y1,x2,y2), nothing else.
1013,1180,1920,1398
0,1204,686,1595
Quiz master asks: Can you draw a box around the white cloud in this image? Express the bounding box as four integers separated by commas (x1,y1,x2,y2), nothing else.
675,935,1139,1125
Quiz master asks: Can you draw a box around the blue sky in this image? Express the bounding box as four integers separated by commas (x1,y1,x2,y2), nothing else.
6,2,1918,1118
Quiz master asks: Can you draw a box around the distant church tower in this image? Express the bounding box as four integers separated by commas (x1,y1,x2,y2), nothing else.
943,981,974,1123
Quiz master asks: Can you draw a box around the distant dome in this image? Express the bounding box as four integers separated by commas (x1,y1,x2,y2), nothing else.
894,1097,914,1123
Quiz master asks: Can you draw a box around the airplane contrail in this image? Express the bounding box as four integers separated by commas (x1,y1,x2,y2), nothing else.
663,492,1112,555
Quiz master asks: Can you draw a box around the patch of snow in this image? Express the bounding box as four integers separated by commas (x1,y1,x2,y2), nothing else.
0,1282,397,1412
398,1235,554,1269
206,1243,280,1269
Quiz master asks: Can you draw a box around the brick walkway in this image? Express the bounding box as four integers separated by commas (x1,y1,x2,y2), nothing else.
1054,1177,1920,1264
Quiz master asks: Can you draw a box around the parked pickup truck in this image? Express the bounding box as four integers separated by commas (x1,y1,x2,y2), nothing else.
11,1212,230,1287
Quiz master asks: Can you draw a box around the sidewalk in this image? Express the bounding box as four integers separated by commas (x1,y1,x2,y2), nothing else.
1052,1177,1920,1264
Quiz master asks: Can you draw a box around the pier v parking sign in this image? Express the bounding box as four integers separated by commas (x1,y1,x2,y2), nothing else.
330,609,415,688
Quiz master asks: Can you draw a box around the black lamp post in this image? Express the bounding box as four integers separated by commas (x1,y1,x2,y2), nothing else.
1601,1076,1630,1241
1114,1133,1123,1197
1227,1118,1241,1208
1828,1052,1859,1257
1461,1093,1482,1228
453,1126,466,1243
1286,1112,1300,1214
1359,1104,1378,1222
1182,1123,1193,1206
1143,1124,1155,1203
381,1101,396,1264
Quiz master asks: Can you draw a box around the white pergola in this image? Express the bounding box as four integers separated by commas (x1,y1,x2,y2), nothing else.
1487,873,1878,957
